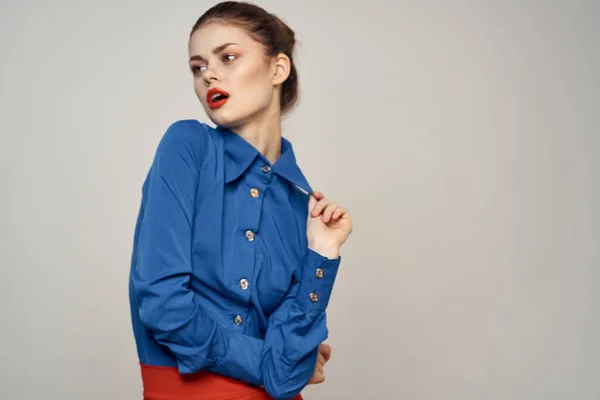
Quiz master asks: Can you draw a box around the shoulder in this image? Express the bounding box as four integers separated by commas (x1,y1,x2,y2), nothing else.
158,119,209,151
155,119,222,164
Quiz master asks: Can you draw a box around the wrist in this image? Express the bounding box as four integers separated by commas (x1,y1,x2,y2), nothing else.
308,242,340,259
296,246,342,312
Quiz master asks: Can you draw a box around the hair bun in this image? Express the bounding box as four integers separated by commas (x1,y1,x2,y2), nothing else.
272,14,296,48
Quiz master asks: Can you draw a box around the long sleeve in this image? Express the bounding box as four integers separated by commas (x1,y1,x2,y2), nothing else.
214,249,339,399
258,249,340,398
132,122,239,376
196,249,339,399
131,121,340,399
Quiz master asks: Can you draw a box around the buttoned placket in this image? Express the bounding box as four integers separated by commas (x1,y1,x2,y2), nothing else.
228,159,273,329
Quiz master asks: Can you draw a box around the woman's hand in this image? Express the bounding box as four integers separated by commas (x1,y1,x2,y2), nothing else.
308,343,332,385
307,191,352,259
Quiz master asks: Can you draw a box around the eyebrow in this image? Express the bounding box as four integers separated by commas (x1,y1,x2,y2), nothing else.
189,42,238,62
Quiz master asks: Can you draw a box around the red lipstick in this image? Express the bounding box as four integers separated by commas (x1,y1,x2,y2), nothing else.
207,88,230,109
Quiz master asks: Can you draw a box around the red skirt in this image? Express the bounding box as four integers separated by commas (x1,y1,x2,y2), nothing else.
140,363,304,400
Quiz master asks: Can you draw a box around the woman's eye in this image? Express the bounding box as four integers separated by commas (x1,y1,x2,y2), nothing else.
191,65,206,75
223,54,236,63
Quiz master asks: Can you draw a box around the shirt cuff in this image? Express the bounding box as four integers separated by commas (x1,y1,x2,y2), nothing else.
295,249,341,313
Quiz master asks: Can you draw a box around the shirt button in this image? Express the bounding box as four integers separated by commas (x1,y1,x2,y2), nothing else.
250,188,260,198
245,230,255,241
239,278,249,290
309,292,319,302
315,268,324,279
261,165,271,173
234,315,243,325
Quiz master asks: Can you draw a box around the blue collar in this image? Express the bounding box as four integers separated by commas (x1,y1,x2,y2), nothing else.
218,126,313,195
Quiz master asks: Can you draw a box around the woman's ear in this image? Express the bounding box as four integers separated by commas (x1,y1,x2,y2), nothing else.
272,53,291,85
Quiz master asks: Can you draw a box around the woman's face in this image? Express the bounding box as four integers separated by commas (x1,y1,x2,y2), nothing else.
188,22,279,129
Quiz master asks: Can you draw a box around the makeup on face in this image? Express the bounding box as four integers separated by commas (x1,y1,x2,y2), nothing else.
207,87,230,109
188,23,277,127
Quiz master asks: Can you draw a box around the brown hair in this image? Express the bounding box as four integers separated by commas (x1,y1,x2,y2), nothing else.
190,1,299,115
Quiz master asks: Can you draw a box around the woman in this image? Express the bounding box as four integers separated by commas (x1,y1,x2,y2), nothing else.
128,2,352,399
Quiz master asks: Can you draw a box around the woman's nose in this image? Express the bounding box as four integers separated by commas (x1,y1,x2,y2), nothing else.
202,67,220,85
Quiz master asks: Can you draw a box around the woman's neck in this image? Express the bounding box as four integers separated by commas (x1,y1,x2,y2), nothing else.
232,107,282,165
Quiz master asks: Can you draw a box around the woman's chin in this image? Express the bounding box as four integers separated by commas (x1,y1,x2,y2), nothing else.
208,111,246,130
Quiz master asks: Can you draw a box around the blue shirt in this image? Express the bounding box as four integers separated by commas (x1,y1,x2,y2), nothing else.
128,119,341,400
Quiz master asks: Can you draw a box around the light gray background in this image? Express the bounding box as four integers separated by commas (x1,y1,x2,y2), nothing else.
1,1,599,399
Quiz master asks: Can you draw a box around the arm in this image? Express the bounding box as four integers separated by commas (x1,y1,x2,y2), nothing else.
132,121,340,399
258,249,340,397
214,249,339,398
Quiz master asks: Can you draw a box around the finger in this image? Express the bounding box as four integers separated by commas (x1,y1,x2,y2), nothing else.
311,198,330,217
332,207,346,221
331,208,342,220
313,198,330,217
308,195,318,214
312,191,325,200
310,372,325,384
322,203,338,223
319,343,332,362
317,352,325,365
